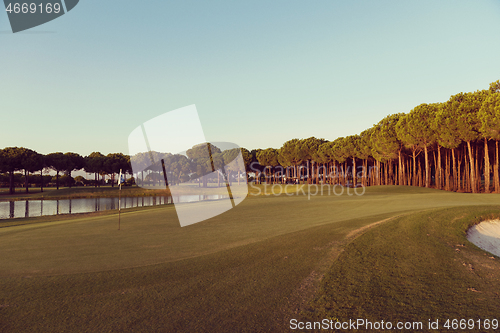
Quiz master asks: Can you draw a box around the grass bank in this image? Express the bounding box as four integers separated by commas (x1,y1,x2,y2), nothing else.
302,205,500,332
0,185,171,201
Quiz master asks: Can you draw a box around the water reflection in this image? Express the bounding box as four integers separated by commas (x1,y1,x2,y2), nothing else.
0,195,226,219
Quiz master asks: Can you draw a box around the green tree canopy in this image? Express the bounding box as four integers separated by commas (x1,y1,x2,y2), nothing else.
371,114,403,163
45,152,67,190
0,147,34,193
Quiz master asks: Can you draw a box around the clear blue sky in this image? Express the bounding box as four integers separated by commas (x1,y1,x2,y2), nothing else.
1,0,500,156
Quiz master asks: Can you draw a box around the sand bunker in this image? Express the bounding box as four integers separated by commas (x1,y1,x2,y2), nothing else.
467,219,500,257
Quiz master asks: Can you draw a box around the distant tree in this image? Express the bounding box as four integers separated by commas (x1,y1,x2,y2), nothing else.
20,149,44,193
357,129,374,186
447,91,487,193
74,175,86,186
313,141,332,185
371,114,403,186
397,104,437,188
0,147,29,194
52,175,74,187
129,152,152,187
222,148,245,185
479,91,500,192
330,137,348,185
84,152,105,187
256,148,280,183
240,148,253,173
163,154,192,185
300,137,327,184
104,153,130,187
279,139,305,184
37,156,47,192
45,152,67,190
186,143,222,187
64,152,85,188
342,135,361,187
249,149,264,183
435,103,463,191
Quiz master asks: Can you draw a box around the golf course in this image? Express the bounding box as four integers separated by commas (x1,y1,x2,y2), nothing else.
1,185,499,332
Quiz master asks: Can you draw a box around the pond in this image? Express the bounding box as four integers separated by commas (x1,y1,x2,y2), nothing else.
0,195,226,219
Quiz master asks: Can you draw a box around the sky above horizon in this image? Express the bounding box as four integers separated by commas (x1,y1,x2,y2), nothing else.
1,0,500,156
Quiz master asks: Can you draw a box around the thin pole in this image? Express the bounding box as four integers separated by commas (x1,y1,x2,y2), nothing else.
118,169,122,230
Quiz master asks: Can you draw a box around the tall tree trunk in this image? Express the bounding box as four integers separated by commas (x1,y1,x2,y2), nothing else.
317,163,320,184
9,171,14,194
457,150,462,192
412,150,417,187
332,162,336,185
398,151,402,185
424,146,429,188
484,138,490,193
445,149,450,191
344,162,348,186
383,162,388,185
466,141,476,193
323,163,326,184
25,170,29,193
389,161,392,185
452,148,457,191
437,145,442,190
352,158,356,187
364,163,368,186
306,160,309,184
40,169,44,193
402,156,407,186
378,160,382,186
56,171,60,190
495,141,500,193
464,146,468,191
417,160,423,187
476,144,480,192
407,159,411,186
432,150,436,188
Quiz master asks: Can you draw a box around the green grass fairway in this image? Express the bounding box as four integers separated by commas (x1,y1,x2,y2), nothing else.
1,186,500,332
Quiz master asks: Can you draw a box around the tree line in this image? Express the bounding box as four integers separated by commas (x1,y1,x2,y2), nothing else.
2,80,499,194
0,150,131,194
252,80,500,193
130,144,251,188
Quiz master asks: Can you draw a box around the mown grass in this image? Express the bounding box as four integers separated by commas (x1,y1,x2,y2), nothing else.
302,205,500,332
1,186,500,332
0,213,394,333
0,185,171,201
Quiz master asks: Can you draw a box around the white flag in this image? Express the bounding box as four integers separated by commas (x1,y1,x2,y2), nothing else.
117,169,124,186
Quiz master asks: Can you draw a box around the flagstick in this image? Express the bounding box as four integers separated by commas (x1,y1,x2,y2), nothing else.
118,169,122,230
